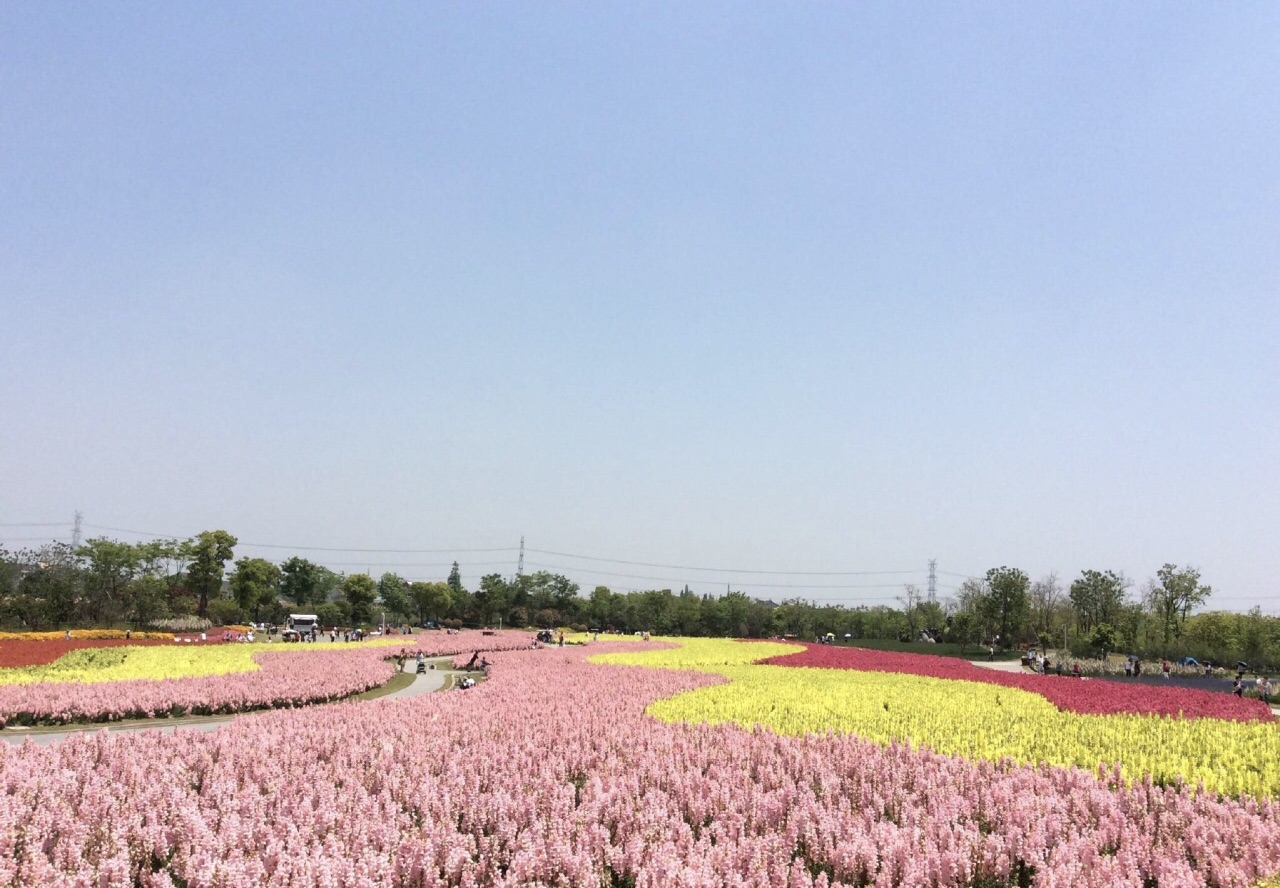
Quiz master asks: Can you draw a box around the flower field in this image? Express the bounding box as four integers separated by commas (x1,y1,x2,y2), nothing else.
597,640,1280,799
0,630,534,726
0,637,184,669
761,643,1272,722
0,629,173,642
3,639,1280,886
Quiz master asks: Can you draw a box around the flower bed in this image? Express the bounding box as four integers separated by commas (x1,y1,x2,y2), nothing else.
1,641,1279,886
760,642,1273,723
598,639,1280,799
0,637,182,668
0,629,172,642
0,630,535,726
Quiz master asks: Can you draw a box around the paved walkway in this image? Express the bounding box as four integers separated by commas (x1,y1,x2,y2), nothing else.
1,659,460,747
970,659,1027,673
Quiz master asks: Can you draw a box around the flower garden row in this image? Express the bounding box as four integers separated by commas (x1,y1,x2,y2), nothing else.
763,643,1273,722
3,640,1280,887
0,630,534,726
597,640,1280,800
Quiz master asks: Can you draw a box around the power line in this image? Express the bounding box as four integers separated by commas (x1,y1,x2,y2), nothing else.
521,560,919,590
65,521,946,583
525,548,921,576
0,522,71,527
81,524,515,554
74,523,932,577
246,555,514,570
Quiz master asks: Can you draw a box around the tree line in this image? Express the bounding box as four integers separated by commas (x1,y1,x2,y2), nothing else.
2,532,1277,667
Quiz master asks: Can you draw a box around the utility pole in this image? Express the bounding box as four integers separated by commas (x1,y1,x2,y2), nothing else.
517,535,525,578
71,511,83,550
927,559,937,603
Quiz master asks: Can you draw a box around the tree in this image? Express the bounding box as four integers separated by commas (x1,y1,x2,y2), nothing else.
13,543,79,628
898,584,923,639
588,586,615,629
949,612,978,652
280,556,321,606
137,538,190,586
521,571,581,626
342,573,378,625
207,597,244,626
1089,623,1118,656
230,557,281,621
1146,563,1212,646
1029,572,1066,640
78,538,140,623
186,530,237,618
378,572,410,622
447,561,465,596
474,574,512,626
1069,570,1128,634
130,574,169,626
952,577,989,618
981,566,1029,648
408,581,452,625
313,566,343,603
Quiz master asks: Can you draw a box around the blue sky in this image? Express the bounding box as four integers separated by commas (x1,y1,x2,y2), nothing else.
2,4,1277,610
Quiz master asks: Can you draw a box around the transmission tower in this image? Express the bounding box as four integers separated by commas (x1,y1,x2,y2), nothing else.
927,559,937,603
71,511,83,550
516,535,525,578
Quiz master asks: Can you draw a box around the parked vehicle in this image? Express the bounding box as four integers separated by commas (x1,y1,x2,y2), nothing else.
285,614,318,641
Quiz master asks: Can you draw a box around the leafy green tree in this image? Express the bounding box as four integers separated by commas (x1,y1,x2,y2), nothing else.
588,586,615,628
981,566,1029,648
475,573,512,626
317,601,347,629
137,538,190,586
378,572,410,622
280,556,321,606
671,588,703,635
230,557,281,621
18,542,79,627
407,581,449,625
207,597,244,626
1089,622,1118,655
949,612,978,652
447,561,465,596
130,574,169,626
1146,564,1212,646
0,548,20,597
1069,569,1128,633
342,573,377,625
427,581,453,624
314,566,342,603
78,538,141,623
186,530,237,618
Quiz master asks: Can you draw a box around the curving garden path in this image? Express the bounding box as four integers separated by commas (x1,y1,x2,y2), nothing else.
0,658,463,747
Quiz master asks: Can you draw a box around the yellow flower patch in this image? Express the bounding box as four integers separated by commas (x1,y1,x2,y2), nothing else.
0,637,408,685
595,639,1280,799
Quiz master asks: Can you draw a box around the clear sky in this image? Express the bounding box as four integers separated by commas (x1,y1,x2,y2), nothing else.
2,4,1277,611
